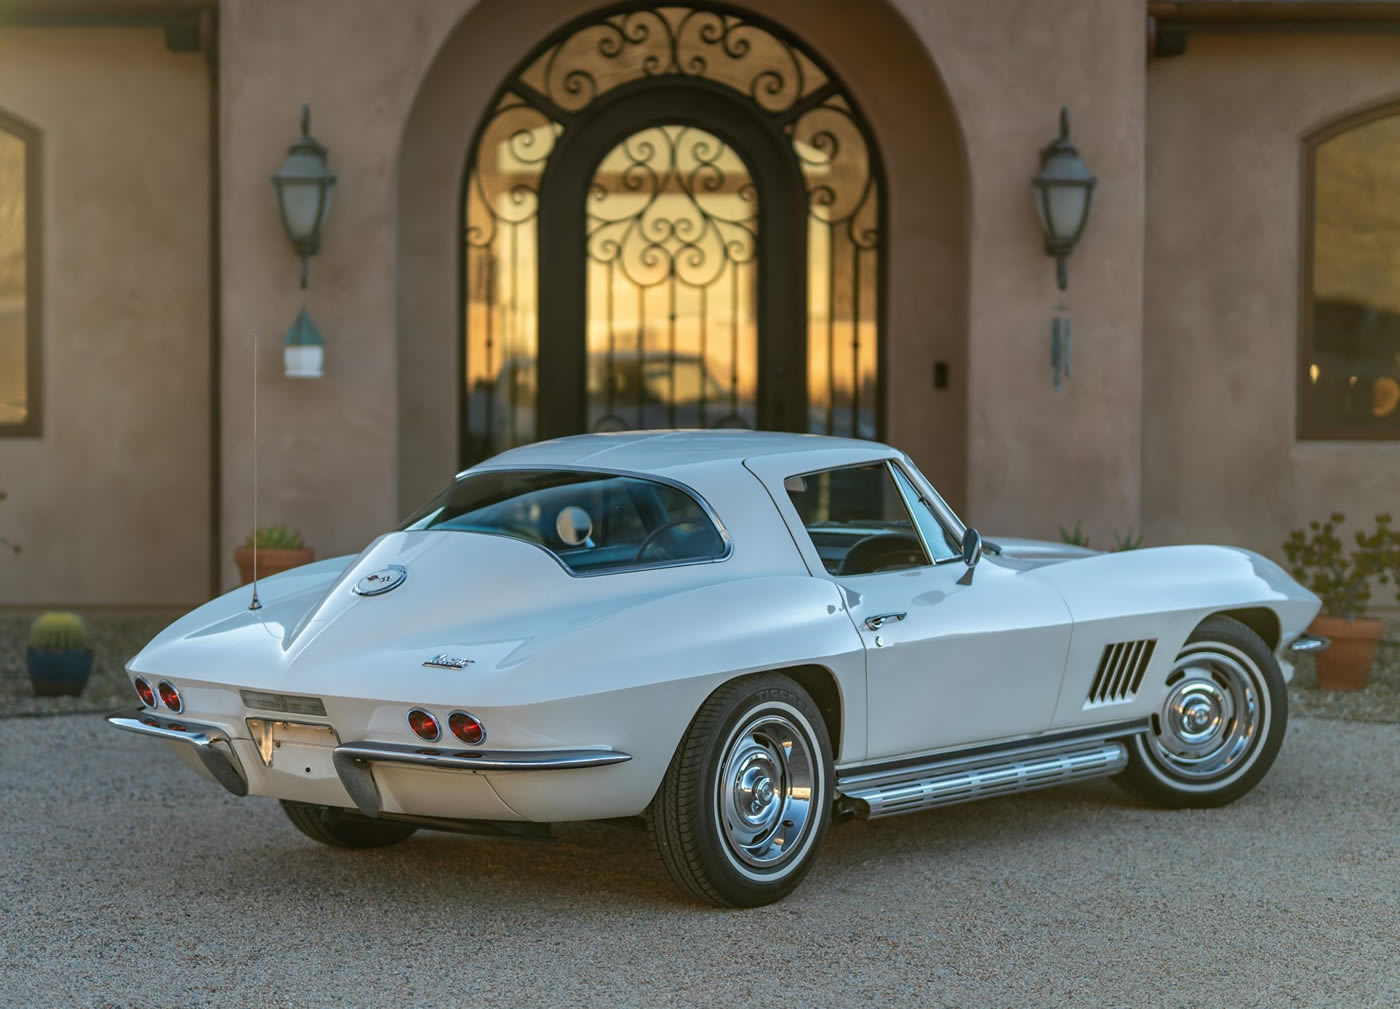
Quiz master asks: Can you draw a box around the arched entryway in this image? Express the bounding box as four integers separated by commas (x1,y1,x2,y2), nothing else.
397,0,968,509
460,4,884,464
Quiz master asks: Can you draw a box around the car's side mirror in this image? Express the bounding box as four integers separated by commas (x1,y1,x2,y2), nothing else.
962,528,983,567
958,528,983,585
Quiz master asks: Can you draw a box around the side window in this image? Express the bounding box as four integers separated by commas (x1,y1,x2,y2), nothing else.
889,463,960,562
785,463,930,576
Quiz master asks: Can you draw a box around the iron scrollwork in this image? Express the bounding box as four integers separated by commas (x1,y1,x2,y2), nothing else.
587,125,758,432
463,3,883,458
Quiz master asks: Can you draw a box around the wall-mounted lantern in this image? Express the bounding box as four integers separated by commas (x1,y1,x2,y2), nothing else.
283,308,324,379
1031,107,1096,291
271,104,336,290
272,105,334,378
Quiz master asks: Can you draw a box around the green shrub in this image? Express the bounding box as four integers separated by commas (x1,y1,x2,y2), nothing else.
1283,512,1400,620
246,526,305,550
1058,520,1090,548
1112,529,1144,551
30,612,89,651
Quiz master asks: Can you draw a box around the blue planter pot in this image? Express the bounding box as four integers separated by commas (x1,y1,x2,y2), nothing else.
27,647,95,697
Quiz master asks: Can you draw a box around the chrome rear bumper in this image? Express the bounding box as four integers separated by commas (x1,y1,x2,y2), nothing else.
332,740,632,818
107,709,249,797
1288,634,1331,653
107,708,631,816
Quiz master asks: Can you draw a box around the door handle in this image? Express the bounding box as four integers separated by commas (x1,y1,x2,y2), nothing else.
864,612,906,631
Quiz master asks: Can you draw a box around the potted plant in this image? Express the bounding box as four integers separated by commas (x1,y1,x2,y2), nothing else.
235,526,315,585
1283,512,1399,690
27,612,94,697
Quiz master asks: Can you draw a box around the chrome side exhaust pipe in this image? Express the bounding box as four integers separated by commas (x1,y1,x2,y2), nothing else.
837,738,1128,820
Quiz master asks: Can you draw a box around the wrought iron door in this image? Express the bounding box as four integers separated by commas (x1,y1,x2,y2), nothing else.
581,123,759,432
462,4,884,464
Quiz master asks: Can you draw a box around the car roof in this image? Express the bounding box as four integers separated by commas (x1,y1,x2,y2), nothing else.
469,430,894,479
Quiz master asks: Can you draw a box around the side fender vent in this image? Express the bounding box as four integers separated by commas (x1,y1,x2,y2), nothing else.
1086,639,1157,705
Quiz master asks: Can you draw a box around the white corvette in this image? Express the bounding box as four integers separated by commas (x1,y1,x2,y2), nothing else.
110,431,1325,906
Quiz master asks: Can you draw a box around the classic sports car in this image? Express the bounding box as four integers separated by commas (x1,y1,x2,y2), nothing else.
110,431,1326,907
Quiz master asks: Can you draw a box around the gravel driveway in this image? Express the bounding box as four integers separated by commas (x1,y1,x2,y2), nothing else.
1,714,1397,1009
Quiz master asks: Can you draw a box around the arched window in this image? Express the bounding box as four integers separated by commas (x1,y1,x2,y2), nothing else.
460,3,884,464
1302,105,1400,440
0,111,39,437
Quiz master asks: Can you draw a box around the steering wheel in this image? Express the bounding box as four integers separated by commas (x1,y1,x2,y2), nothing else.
837,533,925,575
634,520,700,562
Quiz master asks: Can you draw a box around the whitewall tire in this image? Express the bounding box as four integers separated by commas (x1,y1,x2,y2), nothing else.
1118,616,1287,809
649,673,834,907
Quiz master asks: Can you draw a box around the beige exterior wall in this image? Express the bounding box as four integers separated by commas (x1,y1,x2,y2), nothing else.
217,0,467,590
39,4,1400,605
224,0,1148,596
910,0,1148,542
1145,32,1400,565
0,27,209,606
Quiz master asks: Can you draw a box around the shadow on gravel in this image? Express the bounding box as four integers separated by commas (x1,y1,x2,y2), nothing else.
147,777,1162,912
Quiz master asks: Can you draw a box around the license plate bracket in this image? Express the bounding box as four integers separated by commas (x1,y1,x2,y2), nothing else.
246,718,340,768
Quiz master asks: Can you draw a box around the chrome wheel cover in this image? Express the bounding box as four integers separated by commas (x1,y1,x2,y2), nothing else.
1147,644,1265,781
716,712,816,871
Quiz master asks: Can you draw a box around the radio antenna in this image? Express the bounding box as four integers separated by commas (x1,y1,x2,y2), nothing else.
248,327,262,611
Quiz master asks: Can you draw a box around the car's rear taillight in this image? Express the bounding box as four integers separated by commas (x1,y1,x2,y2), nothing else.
157,680,182,713
449,711,486,746
407,708,440,741
134,677,156,708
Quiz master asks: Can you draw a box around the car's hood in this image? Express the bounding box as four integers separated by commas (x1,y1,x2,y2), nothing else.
987,536,1100,567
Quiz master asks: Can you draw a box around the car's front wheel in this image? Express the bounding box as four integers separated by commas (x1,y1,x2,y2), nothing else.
1118,615,1287,808
649,673,833,907
280,800,419,849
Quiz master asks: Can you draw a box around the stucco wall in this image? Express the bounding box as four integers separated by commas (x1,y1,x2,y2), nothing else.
908,0,1148,543
217,0,469,589
1145,33,1400,563
396,0,1148,542
0,28,209,606
222,0,1147,592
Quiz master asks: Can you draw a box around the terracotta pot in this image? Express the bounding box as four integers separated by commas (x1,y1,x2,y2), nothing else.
234,546,315,585
1308,614,1383,690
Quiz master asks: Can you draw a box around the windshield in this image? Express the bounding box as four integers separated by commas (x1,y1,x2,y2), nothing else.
399,469,728,573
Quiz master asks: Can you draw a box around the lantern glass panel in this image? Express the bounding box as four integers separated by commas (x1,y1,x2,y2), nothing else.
278,179,326,243
1038,183,1090,245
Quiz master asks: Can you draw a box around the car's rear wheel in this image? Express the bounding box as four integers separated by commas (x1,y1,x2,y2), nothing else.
648,673,833,907
1118,615,1286,808
280,800,419,849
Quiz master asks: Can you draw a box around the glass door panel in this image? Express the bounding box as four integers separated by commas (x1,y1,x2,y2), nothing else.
585,125,758,432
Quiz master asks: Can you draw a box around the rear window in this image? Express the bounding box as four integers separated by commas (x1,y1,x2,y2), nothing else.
399,469,728,573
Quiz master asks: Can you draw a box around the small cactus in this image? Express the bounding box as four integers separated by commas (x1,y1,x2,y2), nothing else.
29,613,89,651
246,526,305,550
